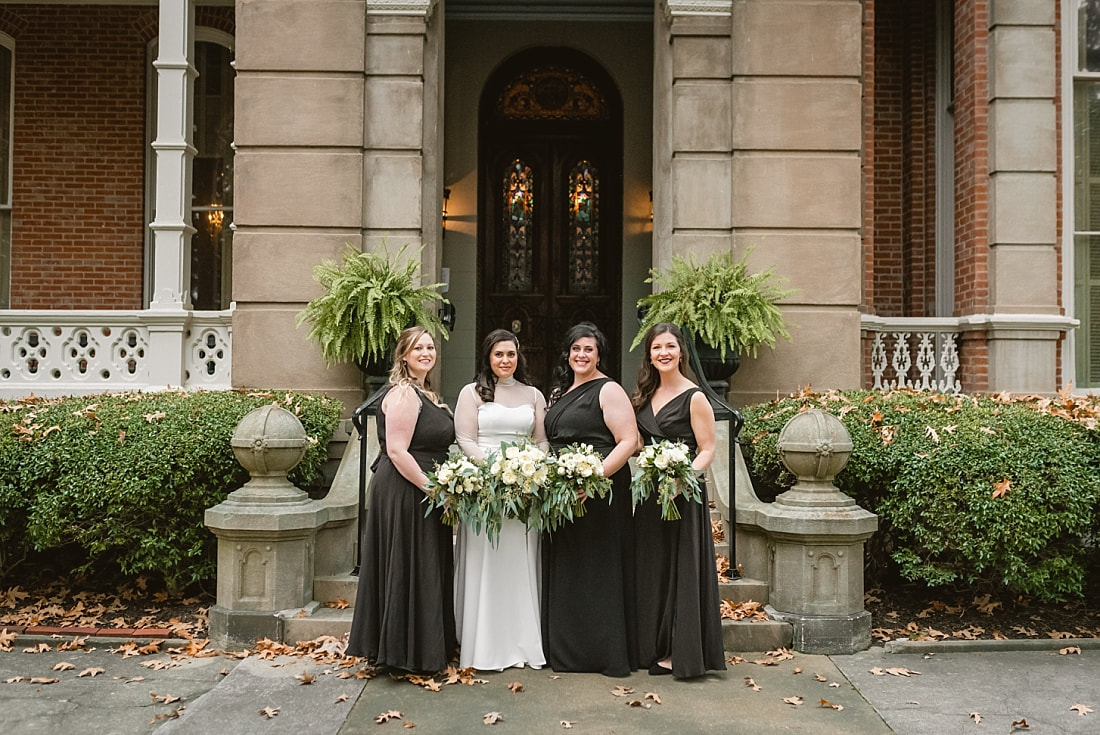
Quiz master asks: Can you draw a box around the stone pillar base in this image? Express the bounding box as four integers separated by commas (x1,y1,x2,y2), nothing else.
208,605,284,649
766,606,871,655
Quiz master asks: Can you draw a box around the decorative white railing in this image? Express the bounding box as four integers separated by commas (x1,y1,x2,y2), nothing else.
0,308,233,398
862,316,963,394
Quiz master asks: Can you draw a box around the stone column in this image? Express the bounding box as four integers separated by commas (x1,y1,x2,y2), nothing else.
231,0,367,410
363,0,442,269
726,0,864,406
206,404,327,648
982,1,1073,391
758,409,877,654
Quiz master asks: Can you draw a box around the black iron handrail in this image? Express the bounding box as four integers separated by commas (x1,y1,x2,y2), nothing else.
349,384,388,576
682,328,744,580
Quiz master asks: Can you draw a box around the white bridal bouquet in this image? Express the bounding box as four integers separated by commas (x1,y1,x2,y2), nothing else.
423,449,485,527
545,443,613,527
631,439,702,521
480,439,552,544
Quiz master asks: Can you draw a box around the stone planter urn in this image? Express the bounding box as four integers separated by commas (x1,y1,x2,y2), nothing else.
755,409,878,654
206,404,326,647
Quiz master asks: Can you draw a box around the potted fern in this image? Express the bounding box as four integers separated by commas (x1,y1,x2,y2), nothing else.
296,242,449,375
632,249,792,381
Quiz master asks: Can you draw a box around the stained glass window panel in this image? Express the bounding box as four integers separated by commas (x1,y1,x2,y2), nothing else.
568,161,599,294
503,159,534,292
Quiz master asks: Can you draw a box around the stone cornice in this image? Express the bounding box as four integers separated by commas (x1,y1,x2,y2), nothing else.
860,313,1079,333
663,0,732,20
366,0,439,17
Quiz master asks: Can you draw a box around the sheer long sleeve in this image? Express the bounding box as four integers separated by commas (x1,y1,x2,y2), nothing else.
532,388,550,452
454,383,487,461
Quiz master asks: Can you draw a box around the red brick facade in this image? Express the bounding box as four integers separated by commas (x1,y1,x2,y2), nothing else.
0,6,233,310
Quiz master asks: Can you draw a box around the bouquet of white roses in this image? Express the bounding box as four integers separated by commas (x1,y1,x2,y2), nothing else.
544,443,612,528
423,449,485,527
479,439,551,544
631,439,702,521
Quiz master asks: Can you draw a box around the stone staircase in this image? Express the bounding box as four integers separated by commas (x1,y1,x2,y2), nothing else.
282,508,792,654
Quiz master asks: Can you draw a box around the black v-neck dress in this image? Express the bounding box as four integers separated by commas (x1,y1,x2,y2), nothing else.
347,388,458,673
541,377,639,676
635,387,726,678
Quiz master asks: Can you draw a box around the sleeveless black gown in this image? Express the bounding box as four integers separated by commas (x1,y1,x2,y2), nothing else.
542,377,639,676
347,389,458,673
635,388,726,678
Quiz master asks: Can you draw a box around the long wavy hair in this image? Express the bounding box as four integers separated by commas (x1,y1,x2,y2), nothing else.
630,322,689,409
388,325,440,403
475,328,530,402
548,321,610,404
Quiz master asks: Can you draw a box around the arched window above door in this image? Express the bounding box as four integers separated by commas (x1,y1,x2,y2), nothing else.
495,66,609,121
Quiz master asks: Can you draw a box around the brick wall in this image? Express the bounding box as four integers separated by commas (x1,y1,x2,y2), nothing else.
0,6,233,310
870,0,937,319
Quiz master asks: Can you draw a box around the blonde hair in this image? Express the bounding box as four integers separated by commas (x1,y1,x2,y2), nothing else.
388,326,441,404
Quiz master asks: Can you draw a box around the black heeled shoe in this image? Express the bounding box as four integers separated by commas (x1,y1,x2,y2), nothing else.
648,663,673,676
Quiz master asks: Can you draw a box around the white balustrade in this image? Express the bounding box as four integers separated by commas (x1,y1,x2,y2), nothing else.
863,316,962,394
0,309,232,398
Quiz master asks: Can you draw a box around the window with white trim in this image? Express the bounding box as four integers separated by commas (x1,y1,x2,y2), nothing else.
1073,1,1100,387
146,30,234,311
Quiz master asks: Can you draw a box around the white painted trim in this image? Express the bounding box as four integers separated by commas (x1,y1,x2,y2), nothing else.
862,313,1079,333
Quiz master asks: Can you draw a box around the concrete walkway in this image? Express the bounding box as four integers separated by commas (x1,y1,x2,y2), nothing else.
1,634,1098,734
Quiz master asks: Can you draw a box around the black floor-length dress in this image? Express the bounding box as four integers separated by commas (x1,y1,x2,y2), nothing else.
635,387,726,678
346,388,458,673
542,377,638,676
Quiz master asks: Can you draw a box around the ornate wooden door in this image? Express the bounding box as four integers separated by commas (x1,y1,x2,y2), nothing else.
478,50,623,392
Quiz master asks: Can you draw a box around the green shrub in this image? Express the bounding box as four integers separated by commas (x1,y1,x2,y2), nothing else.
741,390,1100,600
0,389,343,592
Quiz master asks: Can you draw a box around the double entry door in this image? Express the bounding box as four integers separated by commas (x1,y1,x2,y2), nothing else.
478,140,622,392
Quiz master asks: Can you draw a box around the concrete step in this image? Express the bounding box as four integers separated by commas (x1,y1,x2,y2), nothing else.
314,574,358,606
280,595,791,656
281,606,353,644
722,618,793,653
713,540,730,558
719,576,769,605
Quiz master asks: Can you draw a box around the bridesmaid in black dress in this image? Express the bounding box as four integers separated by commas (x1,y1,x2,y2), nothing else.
631,322,726,679
542,322,640,677
347,326,458,673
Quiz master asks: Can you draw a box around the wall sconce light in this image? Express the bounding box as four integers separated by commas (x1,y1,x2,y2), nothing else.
442,188,451,238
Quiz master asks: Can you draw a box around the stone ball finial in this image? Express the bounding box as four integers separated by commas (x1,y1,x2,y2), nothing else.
776,409,853,488
231,404,308,478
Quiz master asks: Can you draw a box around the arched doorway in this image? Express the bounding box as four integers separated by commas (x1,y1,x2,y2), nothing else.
478,48,624,391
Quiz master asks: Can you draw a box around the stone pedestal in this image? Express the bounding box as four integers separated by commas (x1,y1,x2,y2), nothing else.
756,409,877,654
205,404,327,648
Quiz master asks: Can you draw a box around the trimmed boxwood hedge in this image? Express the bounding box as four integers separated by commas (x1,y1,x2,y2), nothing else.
0,389,343,592
742,389,1100,601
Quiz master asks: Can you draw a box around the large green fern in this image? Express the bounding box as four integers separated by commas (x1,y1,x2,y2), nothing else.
296,243,448,367
632,250,793,360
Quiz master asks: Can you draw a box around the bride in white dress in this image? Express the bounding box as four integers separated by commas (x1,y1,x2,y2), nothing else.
453,329,548,670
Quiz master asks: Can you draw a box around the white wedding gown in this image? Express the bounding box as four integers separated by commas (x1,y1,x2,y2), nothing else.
453,381,546,671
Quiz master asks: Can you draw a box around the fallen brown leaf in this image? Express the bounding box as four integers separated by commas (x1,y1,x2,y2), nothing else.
375,710,402,724
507,681,524,693
819,698,843,710
969,712,981,724
782,696,803,706
611,685,635,697
296,672,315,685
744,676,761,692
1058,646,1082,656
77,667,104,678
645,692,661,705
52,661,75,672
259,706,279,719
1010,718,1029,730
483,711,503,725
1070,704,1093,716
